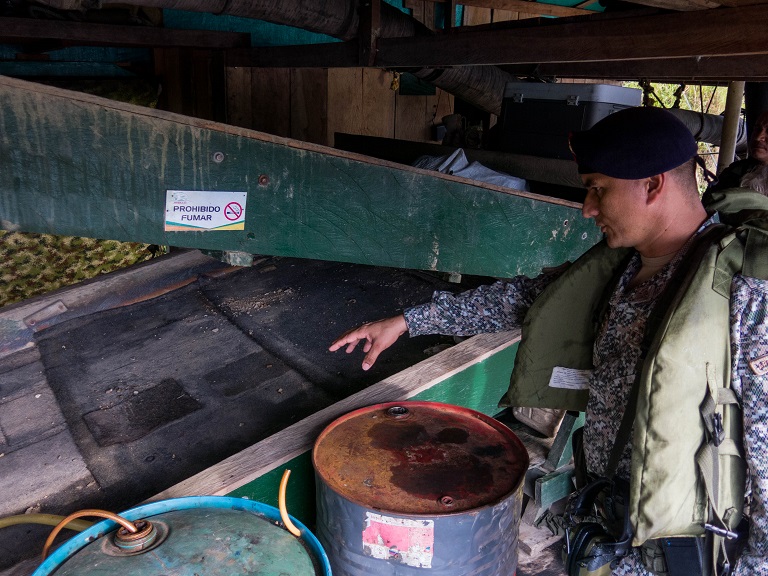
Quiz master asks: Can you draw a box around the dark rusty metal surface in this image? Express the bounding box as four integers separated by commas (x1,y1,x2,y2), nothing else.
313,401,529,515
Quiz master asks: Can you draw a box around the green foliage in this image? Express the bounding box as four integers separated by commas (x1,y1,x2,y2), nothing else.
0,231,156,308
0,79,161,308
623,81,729,114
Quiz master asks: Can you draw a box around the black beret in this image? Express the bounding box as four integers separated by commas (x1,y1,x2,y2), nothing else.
569,106,698,179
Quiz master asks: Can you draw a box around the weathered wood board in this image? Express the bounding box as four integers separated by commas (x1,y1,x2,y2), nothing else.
0,76,599,280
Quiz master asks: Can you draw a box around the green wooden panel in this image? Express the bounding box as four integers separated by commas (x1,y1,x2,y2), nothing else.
226,340,521,524
0,77,600,279
545,411,585,470
412,341,520,416
535,467,575,511
228,454,317,528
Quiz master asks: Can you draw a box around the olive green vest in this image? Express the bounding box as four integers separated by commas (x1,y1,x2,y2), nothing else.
501,188,768,547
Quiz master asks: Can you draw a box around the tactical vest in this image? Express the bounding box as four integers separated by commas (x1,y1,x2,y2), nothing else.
500,188,768,549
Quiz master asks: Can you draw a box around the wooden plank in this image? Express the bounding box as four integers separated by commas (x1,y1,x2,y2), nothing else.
544,411,585,471
0,16,250,48
376,5,768,67
225,11,768,78
445,0,457,29
0,75,599,279
496,413,554,469
718,0,768,5
425,92,443,141
358,0,381,66
208,50,228,123
177,48,195,118
403,0,433,39
404,0,437,30
456,0,592,17
463,6,493,25
423,87,455,141
519,521,565,556
190,49,215,121
395,94,429,141
424,1,436,30
535,467,575,511
150,329,522,500
156,48,185,115
405,0,426,25
327,68,363,147
250,68,291,138
225,66,253,129
433,88,454,123
500,54,768,81
361,68,396,137
492,9,518,21
227,41,358,69
629,0,720,9
290,68,329,145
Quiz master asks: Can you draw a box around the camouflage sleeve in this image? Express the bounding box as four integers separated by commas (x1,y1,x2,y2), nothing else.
610,550,653,576
730,274,768,576
403,265,567,337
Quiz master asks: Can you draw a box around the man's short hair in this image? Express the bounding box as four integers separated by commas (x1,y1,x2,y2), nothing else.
668,157,699,194
569,107,698,179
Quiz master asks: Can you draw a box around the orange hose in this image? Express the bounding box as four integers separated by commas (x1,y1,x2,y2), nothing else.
42,509,138,560
278,469,301,537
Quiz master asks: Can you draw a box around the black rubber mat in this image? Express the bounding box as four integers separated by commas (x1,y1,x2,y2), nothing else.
201,257,460,397
83,378,202,447
33,257,465,512
36,283,334,511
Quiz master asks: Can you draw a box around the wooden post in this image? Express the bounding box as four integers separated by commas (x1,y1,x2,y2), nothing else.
444,0,456,30
358,0,380,67
717,80,746,174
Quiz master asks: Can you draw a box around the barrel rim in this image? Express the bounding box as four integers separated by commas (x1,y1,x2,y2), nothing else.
312,400,530,516
31,495,331,576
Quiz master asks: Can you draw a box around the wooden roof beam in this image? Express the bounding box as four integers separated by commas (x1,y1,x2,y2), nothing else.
0,16,250,49
226,41,358,68
500,54,768,81
441,0,595,18
375,4,768,66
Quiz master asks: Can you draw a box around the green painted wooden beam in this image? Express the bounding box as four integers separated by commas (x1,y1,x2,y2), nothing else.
535,467,575,512
0,76,600,279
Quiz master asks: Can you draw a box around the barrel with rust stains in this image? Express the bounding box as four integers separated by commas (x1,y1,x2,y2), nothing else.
313,401,529,575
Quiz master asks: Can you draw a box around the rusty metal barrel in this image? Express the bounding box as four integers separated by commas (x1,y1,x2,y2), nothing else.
313,401,529,575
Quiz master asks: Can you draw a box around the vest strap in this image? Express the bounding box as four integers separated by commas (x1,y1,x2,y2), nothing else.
743,227,768,279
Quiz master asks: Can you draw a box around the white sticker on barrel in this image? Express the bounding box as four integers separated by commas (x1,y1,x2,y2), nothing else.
362,512,435,568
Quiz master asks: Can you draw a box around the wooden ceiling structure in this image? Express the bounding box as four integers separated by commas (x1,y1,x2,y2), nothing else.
0,0,766,83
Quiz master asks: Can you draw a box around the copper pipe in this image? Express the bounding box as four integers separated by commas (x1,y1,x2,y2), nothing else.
42,509,138,560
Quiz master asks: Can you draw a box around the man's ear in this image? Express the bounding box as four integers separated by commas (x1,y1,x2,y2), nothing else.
646,173,665,205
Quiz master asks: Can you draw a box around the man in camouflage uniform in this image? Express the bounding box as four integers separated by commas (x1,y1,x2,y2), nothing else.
330,107,767,575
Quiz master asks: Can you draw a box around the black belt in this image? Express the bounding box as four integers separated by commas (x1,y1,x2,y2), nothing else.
659,537,708,576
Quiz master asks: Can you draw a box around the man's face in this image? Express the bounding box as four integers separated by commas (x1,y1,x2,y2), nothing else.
581,173,653,250
749,112,768,164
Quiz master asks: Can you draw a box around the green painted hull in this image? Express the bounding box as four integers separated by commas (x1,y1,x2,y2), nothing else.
0,76,599,279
